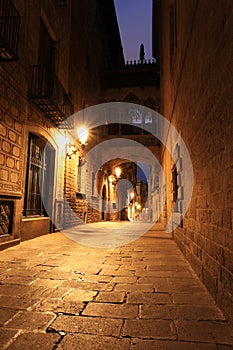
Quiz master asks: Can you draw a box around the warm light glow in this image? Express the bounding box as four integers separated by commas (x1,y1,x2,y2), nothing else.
108,175,115,183
115,167,121,178
77,127,88,145
136,204,141,210
130,192,135,199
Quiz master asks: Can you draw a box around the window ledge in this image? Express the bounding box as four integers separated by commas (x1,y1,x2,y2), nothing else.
22,216,49,222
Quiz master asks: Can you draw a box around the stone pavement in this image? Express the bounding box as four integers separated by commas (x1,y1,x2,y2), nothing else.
0,222,232,350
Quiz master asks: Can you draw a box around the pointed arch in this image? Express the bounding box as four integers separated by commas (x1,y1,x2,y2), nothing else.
123,93,141,105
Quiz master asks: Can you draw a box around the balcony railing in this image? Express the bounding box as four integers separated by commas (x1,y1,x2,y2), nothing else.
28,65,74,127
0,0,20,61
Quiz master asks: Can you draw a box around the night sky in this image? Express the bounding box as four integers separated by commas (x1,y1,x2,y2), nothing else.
114,0,153,62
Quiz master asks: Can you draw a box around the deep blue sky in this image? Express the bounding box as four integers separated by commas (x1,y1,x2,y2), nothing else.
114,0,152,62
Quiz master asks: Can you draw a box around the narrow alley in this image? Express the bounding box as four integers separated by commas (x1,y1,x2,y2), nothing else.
0,223,232,349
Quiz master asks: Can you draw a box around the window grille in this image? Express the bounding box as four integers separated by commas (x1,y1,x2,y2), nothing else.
23,134,47,216
0,0,20,61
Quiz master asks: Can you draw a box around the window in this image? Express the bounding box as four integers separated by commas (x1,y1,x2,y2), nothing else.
39,19,55,68
172,165,178,205
0,0,20,61
130,108,142,125
121,108,142,135
23,134,47,216
58,0,66,6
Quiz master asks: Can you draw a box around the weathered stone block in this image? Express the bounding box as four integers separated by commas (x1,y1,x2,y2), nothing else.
14,121,22,133
12,145,20,157
8,130,17,142
0,169,9,181
0,124,6,136
2,140,11,153
6,157,15,169
123,319,176,339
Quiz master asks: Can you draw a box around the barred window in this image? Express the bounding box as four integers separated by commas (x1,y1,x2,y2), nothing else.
23,134,47,216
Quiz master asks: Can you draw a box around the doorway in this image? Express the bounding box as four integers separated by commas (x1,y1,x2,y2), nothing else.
102,185,107,221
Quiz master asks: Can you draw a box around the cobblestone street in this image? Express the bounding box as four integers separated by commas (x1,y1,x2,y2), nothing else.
0,223,232,350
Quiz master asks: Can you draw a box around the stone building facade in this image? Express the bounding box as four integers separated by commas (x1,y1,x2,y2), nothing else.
0,0,74,248
0,0,125,248
155,0,233,323
0,0,160,249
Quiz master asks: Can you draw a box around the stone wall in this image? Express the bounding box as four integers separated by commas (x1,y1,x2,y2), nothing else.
160,0,233,322
0,0,73,245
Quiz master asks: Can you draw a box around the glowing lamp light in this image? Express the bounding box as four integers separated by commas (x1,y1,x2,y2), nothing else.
66,127,89,159
115,167,121,178
77,126,88,146
130,192,135,200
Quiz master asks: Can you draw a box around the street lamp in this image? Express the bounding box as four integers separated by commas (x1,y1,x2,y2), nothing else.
66,126,89,159
114,167,122,220
115,167,121,179
77,127,88,149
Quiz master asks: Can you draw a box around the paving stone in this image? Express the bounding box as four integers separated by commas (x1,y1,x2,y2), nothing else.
141,305,225,320
0,328,19,349
114,283,154,292
0,226,232,348
3,275,37,285
36,270,76,280
0,284,48,299
0,267,38,278
0,295,40,310
99,266,121,275
60,280,115,291
114,268,136,276
127,292,172,304
112,276,137,283
81,274,113,283
172,292,216,305
5,311,55,331
147,265,191,271
143,271,194,278
57,333,131,350
0,284,31,296
123,319,177,339
34,298,84,314
82,302,138,318
6,332,61,350
41,287,72,298
177,320,233,344
0,308,19,326
137,277,170,292
168,280,207,293
49,314,122,336
95,291,125,303
63,289,97,302
31,278,63,288
131,339,218,350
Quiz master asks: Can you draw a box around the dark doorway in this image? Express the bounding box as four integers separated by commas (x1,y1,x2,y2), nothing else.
102,185,107,220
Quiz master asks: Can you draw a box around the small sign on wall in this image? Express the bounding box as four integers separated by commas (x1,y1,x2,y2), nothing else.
0,201,14,235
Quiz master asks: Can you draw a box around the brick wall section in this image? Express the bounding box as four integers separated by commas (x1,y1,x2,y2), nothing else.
160,0,233,323
0,74,26,196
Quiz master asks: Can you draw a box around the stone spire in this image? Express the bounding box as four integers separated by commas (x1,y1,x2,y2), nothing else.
139,43,145,63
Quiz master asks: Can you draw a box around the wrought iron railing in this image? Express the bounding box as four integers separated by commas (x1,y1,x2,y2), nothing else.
0,0,20,61
28,65,74,126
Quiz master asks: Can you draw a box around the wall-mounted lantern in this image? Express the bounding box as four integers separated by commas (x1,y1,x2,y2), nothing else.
66,126,89,160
